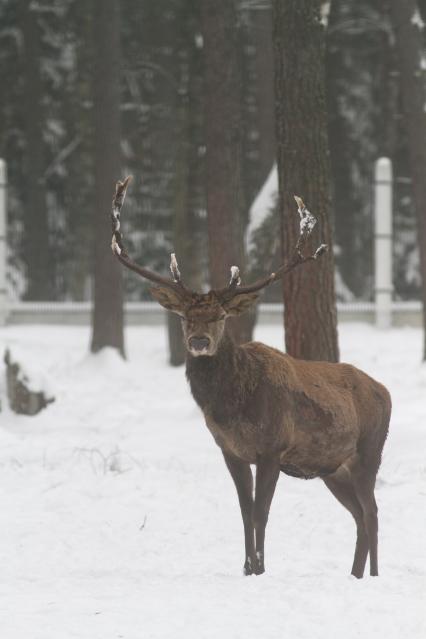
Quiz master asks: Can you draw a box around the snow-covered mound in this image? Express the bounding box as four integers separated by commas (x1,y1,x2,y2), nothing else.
3,344,55,397
0,323,424,638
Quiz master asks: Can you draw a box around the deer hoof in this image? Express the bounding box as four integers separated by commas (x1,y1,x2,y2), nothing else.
243,558,254,575
254,551,265,575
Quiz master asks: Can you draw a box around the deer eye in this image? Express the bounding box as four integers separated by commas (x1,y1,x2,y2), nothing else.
206,315,225,324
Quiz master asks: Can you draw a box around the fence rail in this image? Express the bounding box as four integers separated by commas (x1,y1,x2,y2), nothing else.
2,300,422,327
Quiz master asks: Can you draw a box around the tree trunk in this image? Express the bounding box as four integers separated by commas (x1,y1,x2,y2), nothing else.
168,1,204,366
21,2,52,300
273,0,339,362
201,0,247,343
90,0,125,357
389,0,426,360
168,83,196,367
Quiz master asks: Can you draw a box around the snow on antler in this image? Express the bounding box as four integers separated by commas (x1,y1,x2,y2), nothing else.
294,195,317,237
229,266,241,287
170,253,181,282
218,196,328,297
111,176,132,257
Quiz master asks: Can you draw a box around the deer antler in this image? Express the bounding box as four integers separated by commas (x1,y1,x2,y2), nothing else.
218,196,327,301
111,176,188,293
110,177,326,300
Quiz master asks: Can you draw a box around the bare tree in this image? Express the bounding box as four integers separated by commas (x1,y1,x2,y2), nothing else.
272,0,339,362
90,0,125,357
389,0,426,360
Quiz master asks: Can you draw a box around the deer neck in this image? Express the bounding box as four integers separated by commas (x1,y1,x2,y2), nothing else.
185,333,250,414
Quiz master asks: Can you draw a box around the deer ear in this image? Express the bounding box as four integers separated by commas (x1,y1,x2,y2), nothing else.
149,287,185,315
221,292,259,316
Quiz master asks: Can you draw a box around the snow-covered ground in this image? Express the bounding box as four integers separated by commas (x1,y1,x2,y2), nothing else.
0,323,425,639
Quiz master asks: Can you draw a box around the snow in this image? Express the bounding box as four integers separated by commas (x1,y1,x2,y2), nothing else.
194,33,203,49
246,164,277,252
0,323,425,638
229,265,241,285
297,201,317,236
5,346,55,397
111,235,121,256
170,253,181,282
320,2,331,27
411,8,425,29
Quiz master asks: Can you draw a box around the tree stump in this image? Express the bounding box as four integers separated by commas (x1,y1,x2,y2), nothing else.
4,349,55,416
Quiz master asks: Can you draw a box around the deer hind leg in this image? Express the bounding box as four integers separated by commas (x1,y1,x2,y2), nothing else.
253,456,280,575
323,472,369,578
222,451,256,575
351,466,379,577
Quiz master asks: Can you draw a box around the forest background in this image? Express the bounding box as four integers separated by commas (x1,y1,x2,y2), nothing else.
0,0,424,349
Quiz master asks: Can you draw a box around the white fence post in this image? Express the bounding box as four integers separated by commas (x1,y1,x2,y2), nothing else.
0,158,8,325
374,157,393,329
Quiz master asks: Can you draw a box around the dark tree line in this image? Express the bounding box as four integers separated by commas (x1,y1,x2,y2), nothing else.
1,0,426,360
0,0,421,306
0,0,273,304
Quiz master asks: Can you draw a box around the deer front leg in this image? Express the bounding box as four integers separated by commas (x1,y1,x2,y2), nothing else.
222,451,256,575
253,455,280,575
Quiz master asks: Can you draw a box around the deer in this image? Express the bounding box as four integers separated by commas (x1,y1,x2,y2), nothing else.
110,176,391,579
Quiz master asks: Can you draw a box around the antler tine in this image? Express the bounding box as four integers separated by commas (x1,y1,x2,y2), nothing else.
111,177,188,292
221,196,327,298
170,253,181,283
214,265,242,301
229,265,241,288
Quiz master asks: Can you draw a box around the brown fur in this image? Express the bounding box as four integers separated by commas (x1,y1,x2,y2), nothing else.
187,336,391,478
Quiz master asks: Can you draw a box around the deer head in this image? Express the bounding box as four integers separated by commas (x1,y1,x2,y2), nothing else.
110,177,327,357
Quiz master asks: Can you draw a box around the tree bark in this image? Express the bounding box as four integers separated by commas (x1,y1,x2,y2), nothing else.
21,2,52,300
201,0,247,343
90,0,125,357
389,0,426,360
168,66,200,366
272,0,339,362
168,1,204,366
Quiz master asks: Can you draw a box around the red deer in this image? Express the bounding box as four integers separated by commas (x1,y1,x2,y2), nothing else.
110,176,391,578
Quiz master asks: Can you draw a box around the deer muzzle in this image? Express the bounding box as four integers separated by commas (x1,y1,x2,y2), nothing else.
188,336,211,354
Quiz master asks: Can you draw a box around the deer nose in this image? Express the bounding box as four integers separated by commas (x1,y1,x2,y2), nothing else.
189,336,210,352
